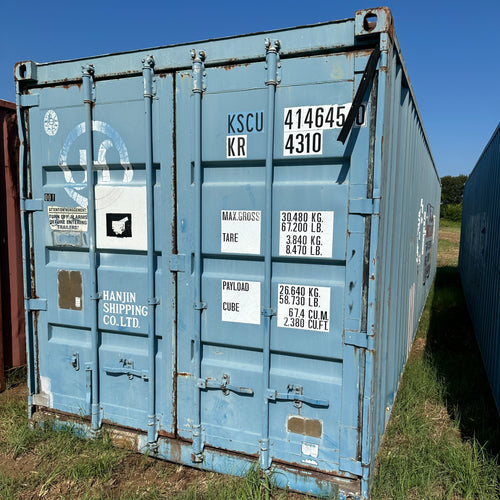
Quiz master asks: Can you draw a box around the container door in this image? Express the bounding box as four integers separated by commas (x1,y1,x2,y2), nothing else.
177,47,370,474
26,72,175,435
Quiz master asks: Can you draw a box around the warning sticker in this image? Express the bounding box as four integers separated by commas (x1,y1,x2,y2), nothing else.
221,210,261,254
48,206,88,232
279,211,333,258
221,279,261,325
277,284,330,332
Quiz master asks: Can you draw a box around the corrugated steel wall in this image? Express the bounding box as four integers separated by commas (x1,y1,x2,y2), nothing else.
15,8,440,499
351,31,441,477
459,123,500,415
0,99,26,391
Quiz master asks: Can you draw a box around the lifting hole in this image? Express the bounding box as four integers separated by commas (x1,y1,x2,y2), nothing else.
18,64,27,79
363,12,378,32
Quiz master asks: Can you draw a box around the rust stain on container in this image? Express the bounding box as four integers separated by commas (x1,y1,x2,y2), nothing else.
0,100,26,391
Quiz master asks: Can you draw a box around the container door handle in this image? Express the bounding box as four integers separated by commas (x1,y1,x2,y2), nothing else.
266,385,329,408
197,374,254,396
104,358,149,380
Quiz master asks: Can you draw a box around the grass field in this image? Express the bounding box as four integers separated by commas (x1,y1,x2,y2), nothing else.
0,221,499,499
372,222,500,499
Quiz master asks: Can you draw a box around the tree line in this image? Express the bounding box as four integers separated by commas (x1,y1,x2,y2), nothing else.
440,174,468,222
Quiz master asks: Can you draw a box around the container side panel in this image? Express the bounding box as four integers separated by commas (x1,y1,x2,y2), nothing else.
369,34,440,482
459,123,500,415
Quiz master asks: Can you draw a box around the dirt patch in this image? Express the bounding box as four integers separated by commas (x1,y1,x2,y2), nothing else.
437,226,461,267
439,227,461,245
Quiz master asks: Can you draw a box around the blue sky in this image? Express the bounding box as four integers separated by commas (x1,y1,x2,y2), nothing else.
1,0,498,177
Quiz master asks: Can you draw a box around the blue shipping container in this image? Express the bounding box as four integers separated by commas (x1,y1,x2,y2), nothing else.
16,8,440,499
459,123,500,415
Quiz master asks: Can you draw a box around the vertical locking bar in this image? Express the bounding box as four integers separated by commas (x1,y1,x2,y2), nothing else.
191,48,206,463
260,38,280,471
82,65,101,433
16,82,37,415
143,55,158,449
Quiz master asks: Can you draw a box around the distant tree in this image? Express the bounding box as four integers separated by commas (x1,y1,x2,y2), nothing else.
441,174,468,205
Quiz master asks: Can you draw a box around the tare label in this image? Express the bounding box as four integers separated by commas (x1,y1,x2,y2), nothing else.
279,211,334,257
221,210,261,254
283,103,367,157
277,284,331,332
221,280,261,325
48,206,88,232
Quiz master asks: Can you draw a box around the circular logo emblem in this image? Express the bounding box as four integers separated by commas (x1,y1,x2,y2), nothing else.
58,121,133,208
44,110,59,136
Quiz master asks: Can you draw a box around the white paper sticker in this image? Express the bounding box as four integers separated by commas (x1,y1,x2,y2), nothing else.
302,458,318,466
95,185,147,251
226,134,247,158
279,211,333,258
283,130,323,156
221,210,261,254
44,110,59,136
283,104,367,157
221,280,261,325
48,206,88,232
301,442,319,458
283,104,367,132
277,284,330,332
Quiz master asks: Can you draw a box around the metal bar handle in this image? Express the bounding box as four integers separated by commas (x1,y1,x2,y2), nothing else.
266,388,329,408
198,374,254,396
104,366,149,380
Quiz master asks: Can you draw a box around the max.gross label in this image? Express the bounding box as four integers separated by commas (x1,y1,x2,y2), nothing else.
277,284,330,332
221,210,261,254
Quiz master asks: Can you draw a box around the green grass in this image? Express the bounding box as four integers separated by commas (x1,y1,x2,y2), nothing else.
372,247,500,498
439,218,462,228
0,368,302,499
169,467,292,500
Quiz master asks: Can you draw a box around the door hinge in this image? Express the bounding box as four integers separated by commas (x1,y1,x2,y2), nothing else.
25,298,47,311
19,94,40,108
169,254,186,272
21,198,43,212
349,198,379,216
344,331,368,349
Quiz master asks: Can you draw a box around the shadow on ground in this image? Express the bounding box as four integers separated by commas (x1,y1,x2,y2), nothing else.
425,265,500,456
